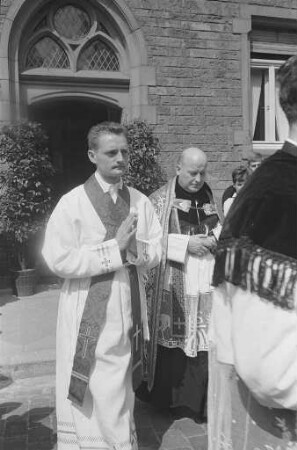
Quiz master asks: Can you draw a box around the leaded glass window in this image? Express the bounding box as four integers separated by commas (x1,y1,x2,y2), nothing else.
54,5,91,40
26,37,70,69
22,3,122,74
78,40,119,71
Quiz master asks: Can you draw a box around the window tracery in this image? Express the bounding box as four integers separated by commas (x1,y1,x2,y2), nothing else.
22,2,120,73
26,37,70,69
54,5,91,41
78,40,119,71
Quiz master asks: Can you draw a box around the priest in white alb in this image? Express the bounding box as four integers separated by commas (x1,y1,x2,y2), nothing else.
42,122,162,450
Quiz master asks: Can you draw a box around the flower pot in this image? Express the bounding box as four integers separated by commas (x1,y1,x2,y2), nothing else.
12,269,37,297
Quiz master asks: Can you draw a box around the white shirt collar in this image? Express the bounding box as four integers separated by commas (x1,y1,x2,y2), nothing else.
286,137,297,147
94,171,123,193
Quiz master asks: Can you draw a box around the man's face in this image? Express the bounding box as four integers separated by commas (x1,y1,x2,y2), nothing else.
233,178,246,194
88,132,129,184
176,158,207,193
248,160,261,173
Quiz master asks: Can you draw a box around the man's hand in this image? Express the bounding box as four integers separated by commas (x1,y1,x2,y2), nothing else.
128,234,137,257
188,235,210,257
115,212,138,251
203,235,217,251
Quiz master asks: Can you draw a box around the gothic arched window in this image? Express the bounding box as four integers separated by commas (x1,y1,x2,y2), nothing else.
78,40,120,71
21,2,122,74
53,5,91,40
26,37,70,69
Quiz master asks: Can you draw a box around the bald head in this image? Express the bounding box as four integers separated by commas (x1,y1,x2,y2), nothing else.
176,147,207,193
178,147,208,167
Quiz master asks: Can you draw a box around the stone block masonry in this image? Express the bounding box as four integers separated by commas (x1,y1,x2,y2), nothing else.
0,0,296,198
126,0,297,197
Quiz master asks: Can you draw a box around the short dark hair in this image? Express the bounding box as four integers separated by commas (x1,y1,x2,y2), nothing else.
277,55,297,124
232,166,248,184
87,122,128,150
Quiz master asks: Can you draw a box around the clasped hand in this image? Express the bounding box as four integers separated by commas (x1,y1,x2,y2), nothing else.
187,234,215,257
115,212,138,254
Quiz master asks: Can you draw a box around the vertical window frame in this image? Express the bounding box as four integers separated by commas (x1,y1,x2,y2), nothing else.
251,58,288,154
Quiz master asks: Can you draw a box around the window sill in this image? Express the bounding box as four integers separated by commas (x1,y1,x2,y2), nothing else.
253,141,284,157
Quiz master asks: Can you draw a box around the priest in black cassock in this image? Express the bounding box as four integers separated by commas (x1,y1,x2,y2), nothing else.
143,147,221,423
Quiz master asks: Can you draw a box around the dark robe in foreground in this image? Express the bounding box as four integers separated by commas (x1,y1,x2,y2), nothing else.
208,141,297,449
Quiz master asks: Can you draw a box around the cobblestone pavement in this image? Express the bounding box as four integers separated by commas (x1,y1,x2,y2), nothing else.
0,375,207,450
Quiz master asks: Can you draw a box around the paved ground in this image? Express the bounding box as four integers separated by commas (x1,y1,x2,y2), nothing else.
0,284,59,370
0,375,56,450
0,375,207,450
0,286,207,450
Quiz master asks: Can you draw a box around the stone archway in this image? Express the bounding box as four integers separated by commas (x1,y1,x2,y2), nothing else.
0,0,157,195
0,0,156,124
28,97,121,195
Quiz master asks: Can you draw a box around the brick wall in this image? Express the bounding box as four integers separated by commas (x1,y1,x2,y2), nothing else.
0,0,296,203
125,0,297,202
0,0,13,28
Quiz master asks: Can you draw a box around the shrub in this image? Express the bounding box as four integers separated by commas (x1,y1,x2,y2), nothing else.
0,121,55,270
124,120,166,196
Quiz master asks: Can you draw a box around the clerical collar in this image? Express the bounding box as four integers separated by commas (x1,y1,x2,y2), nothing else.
94,171,123,193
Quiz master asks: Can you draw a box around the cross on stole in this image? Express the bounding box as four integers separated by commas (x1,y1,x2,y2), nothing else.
79,326,97,359
142,243,149,261
102,257,111,270
174,317,185,330
133,323,142,352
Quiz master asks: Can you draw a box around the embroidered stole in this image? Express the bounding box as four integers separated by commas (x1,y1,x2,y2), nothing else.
163,186,217,339
167,207,186,338
68,174,142,406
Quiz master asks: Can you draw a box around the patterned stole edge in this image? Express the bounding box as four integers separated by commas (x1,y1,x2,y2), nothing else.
168,203,186,338
213,236,297,310
146,177,177,390
68,273,113,406
68,174,130,406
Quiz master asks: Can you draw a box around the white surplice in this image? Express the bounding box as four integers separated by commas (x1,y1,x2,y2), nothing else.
208,282,297,450
157,225,221,356
42,180,162,450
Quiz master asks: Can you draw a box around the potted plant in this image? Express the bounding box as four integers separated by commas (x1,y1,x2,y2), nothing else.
124,119,166,195
0,121,55,296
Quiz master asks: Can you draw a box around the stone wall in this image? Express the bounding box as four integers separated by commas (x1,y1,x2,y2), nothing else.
0,0,297,202
125,0,297,200
0,0,16,125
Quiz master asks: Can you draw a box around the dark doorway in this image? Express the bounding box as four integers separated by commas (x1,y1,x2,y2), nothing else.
29,98,121,196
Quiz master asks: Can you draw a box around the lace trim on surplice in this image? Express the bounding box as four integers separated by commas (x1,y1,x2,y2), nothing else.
57,421,138,450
